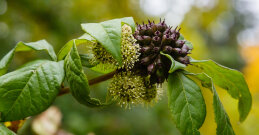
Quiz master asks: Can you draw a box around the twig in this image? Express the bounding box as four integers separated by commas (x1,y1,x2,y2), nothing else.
58,70,116,96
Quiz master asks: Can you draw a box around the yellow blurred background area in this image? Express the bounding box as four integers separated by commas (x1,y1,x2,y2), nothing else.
242,46,259,93
1,0,259,134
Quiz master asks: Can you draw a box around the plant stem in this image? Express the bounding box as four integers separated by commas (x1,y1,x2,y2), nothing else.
58,70,116,96
89,70,116,85
58,87,70,96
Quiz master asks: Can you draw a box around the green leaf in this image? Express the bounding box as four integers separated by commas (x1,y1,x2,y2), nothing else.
167,71,206,135
81,19,122,65
64,43,105,107
184,40,193,50
79,54,98,68
179,34,185,40
0,60,64,121
0,40,57,76
58,34,115,73
190,59,252,122
15,40,57,61
0,124,16,135
120,17,136,32
57,34,96,61
184,72,235,135
0,49,15,76
78,33,97,41
178,34,193,49
90,64,115,74
160,52,186,73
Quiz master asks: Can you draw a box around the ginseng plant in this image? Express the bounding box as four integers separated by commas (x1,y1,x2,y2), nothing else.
0,17,252,135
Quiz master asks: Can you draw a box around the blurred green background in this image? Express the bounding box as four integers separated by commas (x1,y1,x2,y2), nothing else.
1,0,259,135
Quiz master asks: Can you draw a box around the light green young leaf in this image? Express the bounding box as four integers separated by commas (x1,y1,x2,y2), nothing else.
120,17,136,32
184,71,235,135
0,60,64,122
168,71,206,135
190,59,252,122
81,19,122,64
57,33,96,61
160,52,186,73
64,43,106,107
0,124,16,135
0,40,57,76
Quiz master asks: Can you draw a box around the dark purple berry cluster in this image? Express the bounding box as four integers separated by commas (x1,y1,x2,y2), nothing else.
133,19,191,85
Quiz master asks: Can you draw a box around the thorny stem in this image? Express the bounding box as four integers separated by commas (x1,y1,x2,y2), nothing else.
58,70,116,96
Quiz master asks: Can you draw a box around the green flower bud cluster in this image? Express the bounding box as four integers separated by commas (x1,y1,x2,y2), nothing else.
90,24,140,71
91,43,117,70
108,71,146,108
89,24,162,108
142,83,163,106
120,24,141,70
108,71,161,108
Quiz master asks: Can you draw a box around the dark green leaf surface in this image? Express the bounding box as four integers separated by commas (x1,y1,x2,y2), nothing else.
185,72,235,135
0,124,16,135
0,40,57,76
160,52,186,73
81,19,122,64
167,71,206,135
190,59,252,122
0,60,64,121
64,43,104,107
